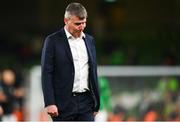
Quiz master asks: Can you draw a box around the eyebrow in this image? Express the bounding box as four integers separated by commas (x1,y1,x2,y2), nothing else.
74,22,86,25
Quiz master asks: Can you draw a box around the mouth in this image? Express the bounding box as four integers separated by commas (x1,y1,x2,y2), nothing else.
76,29,83,33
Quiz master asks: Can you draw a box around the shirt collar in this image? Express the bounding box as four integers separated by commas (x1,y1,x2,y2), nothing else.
64,27,85,39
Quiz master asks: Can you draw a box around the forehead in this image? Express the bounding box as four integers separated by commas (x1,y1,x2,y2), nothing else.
70,15,86,22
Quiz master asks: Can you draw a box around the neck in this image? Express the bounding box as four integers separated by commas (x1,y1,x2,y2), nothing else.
73,33,81,38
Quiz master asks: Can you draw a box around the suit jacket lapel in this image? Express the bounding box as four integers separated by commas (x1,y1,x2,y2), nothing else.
60,28,93,63
83,36,93,63
61,29,73,62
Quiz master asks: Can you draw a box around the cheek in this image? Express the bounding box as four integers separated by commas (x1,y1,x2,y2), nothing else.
70,25,77,31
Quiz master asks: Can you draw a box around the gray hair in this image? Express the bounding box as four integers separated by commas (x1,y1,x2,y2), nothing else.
64,2,88,19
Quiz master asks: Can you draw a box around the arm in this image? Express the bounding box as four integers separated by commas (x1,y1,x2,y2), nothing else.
41,36,56,107
92,38,100,112
41,36,59,116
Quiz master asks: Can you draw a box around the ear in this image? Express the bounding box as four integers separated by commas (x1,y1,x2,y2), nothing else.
64,18,68,25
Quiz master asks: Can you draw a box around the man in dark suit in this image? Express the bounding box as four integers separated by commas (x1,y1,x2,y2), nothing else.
41,2,100,121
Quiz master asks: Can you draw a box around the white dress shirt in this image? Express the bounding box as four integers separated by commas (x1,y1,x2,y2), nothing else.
64,28,89,93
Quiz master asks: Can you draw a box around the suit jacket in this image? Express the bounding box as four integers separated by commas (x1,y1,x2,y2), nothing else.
41,28,100,112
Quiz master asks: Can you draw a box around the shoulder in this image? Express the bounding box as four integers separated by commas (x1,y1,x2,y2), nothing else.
85,33,94,40
45,28,65,40
43,28,65,44
85,33,95,45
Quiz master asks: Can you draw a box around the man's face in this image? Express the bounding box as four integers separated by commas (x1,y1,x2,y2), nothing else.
64,15,86,37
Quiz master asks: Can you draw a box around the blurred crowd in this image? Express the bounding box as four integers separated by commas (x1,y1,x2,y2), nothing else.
0,68,25,121
97,76,180,121
0,65,179,122
0,69,179,122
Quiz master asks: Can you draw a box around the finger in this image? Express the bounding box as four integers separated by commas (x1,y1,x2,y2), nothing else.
55,112,59,116
47,112,54,116
49,112,59,117
51,114,57,117
93,112,98,116
48,113,55,117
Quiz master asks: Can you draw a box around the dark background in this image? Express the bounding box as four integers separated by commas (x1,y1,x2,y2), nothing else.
0,0,180,68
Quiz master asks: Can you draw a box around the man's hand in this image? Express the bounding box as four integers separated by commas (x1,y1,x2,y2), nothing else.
45,105,59,117
93,111,98,116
